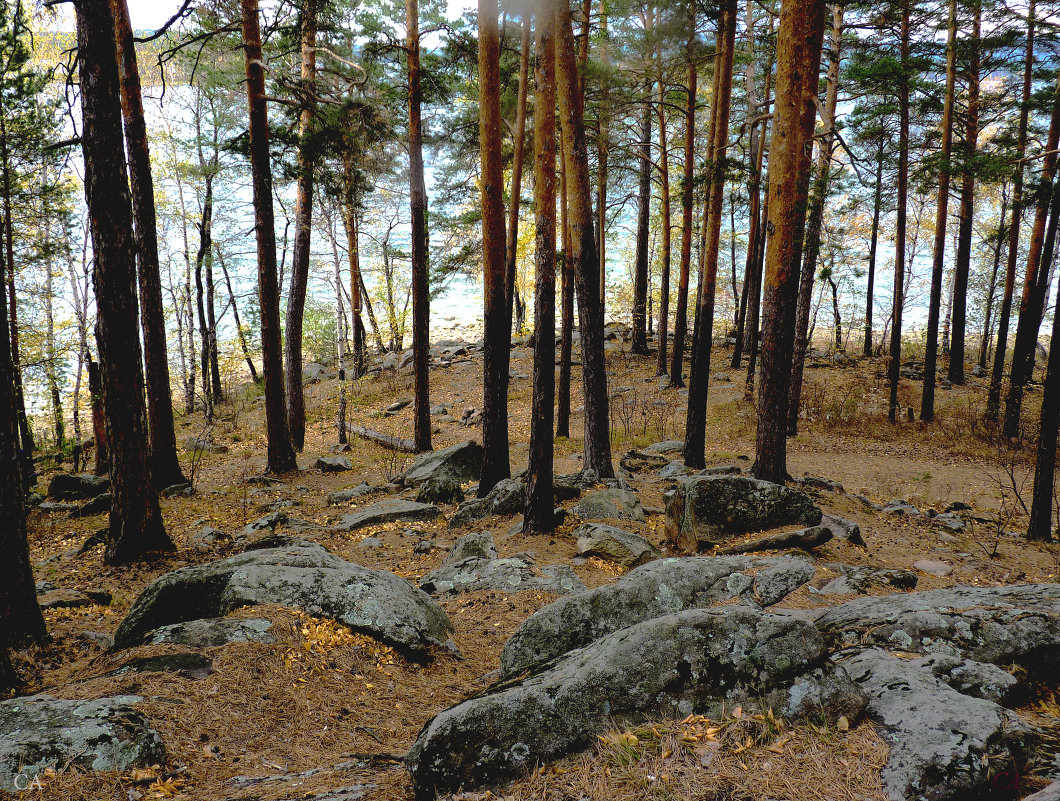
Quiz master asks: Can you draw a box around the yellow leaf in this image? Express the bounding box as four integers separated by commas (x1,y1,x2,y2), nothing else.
836,715,850,732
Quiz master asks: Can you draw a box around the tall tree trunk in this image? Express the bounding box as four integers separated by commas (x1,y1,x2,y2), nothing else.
241,0,297,474
980,190,1007,370
751,0,827,483
76,0,174,563
556,152,574,437
359,271,386,355
408,0,432,454
43,204,63,451
110,0,186,487
284,0,318,452
0,119,45,669
506,18,531,334
194,174,215,419
787,3,843,436
205,239,222,402
479,0,510,493
669,17,697,388
655,20,672,378
863,136,884,356
88,358,109,475
217,250,259,382
345,200,366,375
887,0,911,424
526,9,557,534
0,116,32,486
556,0,614,478
734,21,773,370
920,0,958,420
744,189,769,399
342,182,365,377
1004,70,1060,438
730,39,758,369
1027,271,1060,541
597,5,610,310
631,77,652,355
947,0,980,386
683,0,737,468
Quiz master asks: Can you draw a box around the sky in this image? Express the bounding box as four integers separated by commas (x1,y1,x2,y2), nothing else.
127,1,185,31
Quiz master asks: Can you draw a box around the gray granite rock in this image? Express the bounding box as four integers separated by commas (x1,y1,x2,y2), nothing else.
332,499,442,531
573,523,660,568
664,475,821,551
573,488,645,522
408,605,865,798
114,539,453,657
500,555,816,677
146,617,276,647
419,533,585,597
0,695,165,792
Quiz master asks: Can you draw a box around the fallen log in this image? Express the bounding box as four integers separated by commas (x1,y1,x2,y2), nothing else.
346,424,418,453
715,525,833,555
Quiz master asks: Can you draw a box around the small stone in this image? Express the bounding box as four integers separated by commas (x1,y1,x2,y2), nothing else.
913,559,953,577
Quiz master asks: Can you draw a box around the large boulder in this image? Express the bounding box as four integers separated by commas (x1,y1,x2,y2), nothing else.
407,605,866,799
500,555,816,677
47,472,109,501
573,523,660,568
399,440,483,487
815,584,1060,672
0,695,165,792
331,499,442,532
842,649,1034,801
114,540,453,657
419,533,585,597
572,487,645,522
449,478,525,528
664,475,821,551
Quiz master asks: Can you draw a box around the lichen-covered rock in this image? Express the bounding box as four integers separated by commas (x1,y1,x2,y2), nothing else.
0,695,165,792
500,555,815,677
618,450,670,473
399,440,483,487
842,649,1034,801
573,488,645,522
815,584,1060,672
819,563,918,595
408,605,865,799
918,654,1020,706
415,473,464,505
315,456,353,472
332,499,442,532
819,513,866,547
664,475,821,551
114,540,453,657
146,617,275,647
47,472,109,501
753,556,816,606
419,533,584,597
449,478,525,528
573,523,660,568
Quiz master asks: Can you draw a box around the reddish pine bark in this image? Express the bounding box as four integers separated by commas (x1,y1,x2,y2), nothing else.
751,0,827,483
478,0,510,494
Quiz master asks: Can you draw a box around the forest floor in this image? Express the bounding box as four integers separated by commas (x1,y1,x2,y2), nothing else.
7,337,1060,801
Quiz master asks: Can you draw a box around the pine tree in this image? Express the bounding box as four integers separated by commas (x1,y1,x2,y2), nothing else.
76,0,174,563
